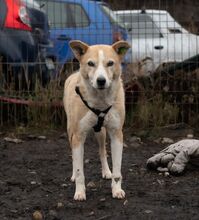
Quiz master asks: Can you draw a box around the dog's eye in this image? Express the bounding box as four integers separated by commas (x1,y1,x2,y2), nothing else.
107,61,114,67
88,61,95,67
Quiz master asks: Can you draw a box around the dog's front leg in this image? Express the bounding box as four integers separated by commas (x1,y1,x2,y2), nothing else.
72,135,86,201
95,128,112,179
109,130,125,199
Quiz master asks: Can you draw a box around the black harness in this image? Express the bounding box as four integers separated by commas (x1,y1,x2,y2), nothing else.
75,86,112,132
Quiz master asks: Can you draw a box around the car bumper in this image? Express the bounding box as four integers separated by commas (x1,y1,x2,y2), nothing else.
0,29,39,65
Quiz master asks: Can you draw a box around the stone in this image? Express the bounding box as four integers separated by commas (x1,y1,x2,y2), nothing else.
87,181,96,188
4,137,23,144
161,137,174,144
33,211,43,220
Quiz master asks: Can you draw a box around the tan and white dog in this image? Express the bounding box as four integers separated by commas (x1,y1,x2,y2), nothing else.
63,40,130,201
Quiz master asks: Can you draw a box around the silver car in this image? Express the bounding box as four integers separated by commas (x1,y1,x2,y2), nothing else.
115,10,199,75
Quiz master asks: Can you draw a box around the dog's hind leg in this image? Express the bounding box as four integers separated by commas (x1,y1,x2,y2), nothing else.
95,127,112,179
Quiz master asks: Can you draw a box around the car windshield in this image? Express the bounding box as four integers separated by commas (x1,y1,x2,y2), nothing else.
117,13,162,38
100,5,125,29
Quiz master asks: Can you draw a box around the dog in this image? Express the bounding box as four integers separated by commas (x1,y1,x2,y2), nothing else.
63,40,130,201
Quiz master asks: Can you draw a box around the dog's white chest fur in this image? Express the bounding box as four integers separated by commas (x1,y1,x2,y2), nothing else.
79,107,121,133
79,111,96,132
104,108,121,129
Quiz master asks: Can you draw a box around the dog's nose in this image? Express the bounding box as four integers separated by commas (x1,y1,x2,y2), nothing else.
97,76,106,87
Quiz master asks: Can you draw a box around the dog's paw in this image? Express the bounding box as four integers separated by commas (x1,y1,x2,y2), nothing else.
74,191,86,201
112,189,125,199
102,170,112,179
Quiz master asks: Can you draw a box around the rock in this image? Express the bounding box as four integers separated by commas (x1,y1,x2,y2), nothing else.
131,164,137,167
123,200,128,206
123,142,128,148
61,183,67,188
172,180,179,184
4,137,23,144
57,202,64,209
99,197,106,202
37,136,46,140
87,181,96,188
27,135,37,139
164,172,170,177
29,171,37,175
157,167,169,172
85,159,90,164
161,137,174,144
91,188,97,191
87,211,95,216
32,210,43,220
129,136,142,148
30,181,37,185
187,134,194,138
144,210,152,214
130,136,142,143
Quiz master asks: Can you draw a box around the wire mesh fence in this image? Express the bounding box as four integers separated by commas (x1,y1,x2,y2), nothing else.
0,0,199,130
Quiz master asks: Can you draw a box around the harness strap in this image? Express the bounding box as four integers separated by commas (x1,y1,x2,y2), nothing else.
75,86,112,132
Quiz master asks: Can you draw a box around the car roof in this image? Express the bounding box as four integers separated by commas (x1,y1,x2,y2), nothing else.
41,0,100,3
114,9,188,34
114,9,169,15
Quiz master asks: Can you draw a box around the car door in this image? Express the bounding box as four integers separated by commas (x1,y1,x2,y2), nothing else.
40,0,97,67
128,12,172,71
60,1,112,54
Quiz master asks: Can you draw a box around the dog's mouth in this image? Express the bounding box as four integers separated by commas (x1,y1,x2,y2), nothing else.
97,86,106,90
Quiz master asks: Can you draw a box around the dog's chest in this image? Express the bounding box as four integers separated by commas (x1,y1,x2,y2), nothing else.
104,109,121,129
79,108,121,132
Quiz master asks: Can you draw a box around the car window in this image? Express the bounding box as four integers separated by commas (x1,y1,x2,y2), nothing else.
38,1,89,28
100,4,125,28
117,13,162,38
66,3,89,28
21,0,41,9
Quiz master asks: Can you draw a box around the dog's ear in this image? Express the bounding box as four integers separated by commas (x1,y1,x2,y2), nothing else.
112,41,130,60
69,40,89,61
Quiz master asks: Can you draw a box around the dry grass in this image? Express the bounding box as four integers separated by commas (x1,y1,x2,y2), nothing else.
1,62,199,132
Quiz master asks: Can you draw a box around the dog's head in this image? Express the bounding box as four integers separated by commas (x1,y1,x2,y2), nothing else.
69,40,130,90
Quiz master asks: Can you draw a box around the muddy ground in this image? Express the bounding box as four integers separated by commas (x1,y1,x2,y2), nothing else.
0,128,198,220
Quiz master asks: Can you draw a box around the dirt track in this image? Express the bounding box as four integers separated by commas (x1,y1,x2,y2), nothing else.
0,129,198,220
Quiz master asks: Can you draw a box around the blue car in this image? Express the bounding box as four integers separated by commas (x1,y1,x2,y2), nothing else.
38,0,127,72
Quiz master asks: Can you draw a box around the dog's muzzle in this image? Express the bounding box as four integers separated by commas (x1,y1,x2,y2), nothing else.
97,76,106,89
